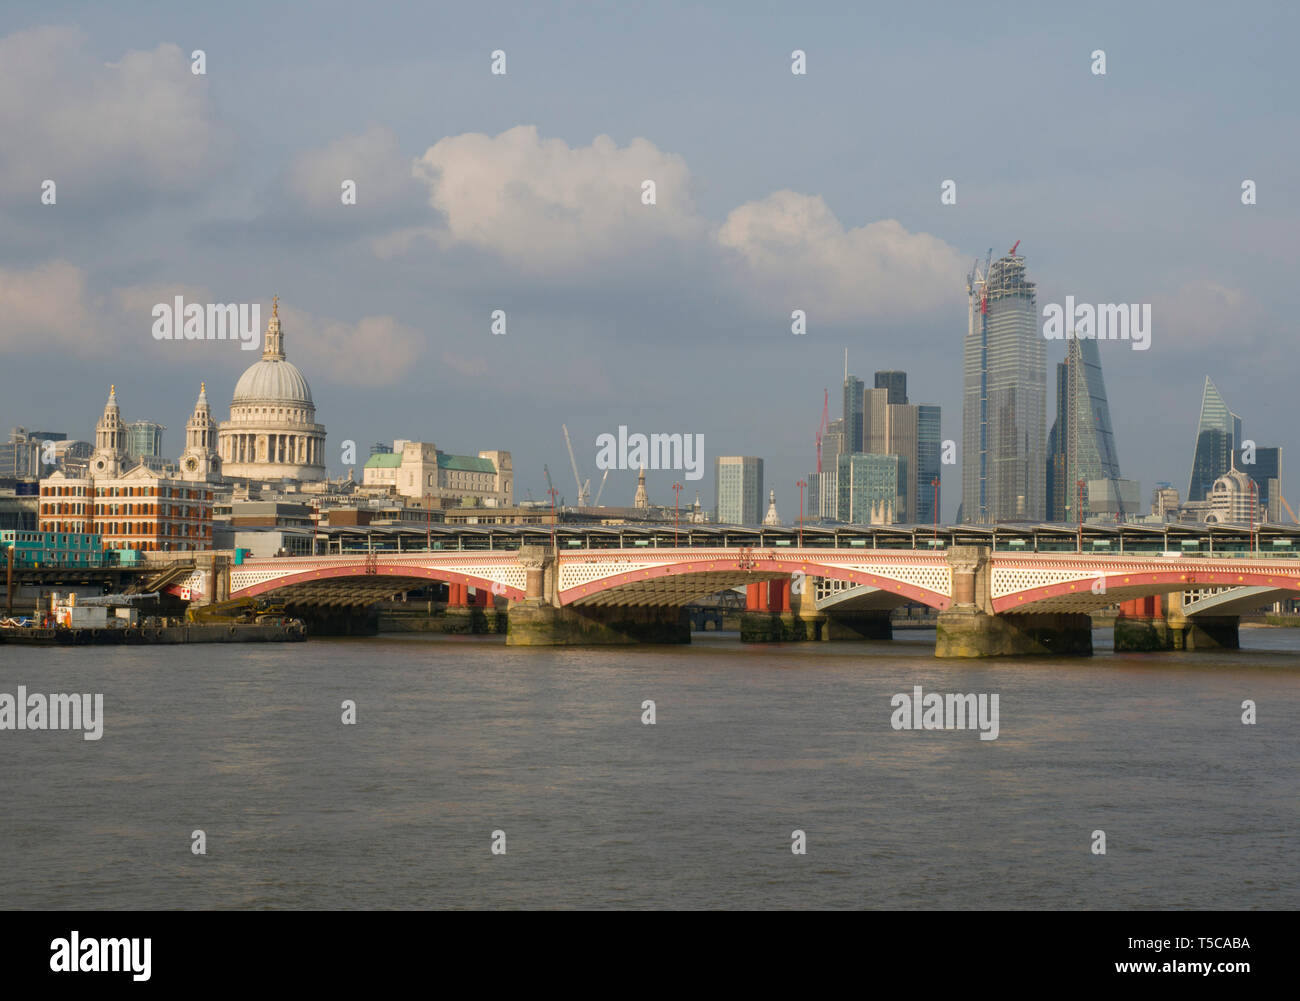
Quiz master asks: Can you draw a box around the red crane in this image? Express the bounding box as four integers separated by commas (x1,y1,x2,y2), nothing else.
1009,239,1021,256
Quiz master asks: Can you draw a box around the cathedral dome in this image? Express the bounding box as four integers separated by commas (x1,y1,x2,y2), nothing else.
230,296,314,407
232,358,313,406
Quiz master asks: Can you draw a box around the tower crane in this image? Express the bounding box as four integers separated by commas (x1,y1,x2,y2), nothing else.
592,467,610,507
562,425,591,507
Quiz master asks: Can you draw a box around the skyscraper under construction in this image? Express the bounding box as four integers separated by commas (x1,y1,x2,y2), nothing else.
962,246,1045,523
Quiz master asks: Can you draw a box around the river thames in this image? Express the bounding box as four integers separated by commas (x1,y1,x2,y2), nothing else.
2,629,1296,909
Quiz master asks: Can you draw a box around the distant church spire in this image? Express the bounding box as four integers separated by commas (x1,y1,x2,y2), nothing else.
763,489,781,526
634,466,649,509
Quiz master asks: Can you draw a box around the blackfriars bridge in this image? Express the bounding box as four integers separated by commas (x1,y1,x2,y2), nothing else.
147,522,1300,657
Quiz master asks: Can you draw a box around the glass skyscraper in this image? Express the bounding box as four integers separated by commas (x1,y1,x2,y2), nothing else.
874,370,907,405
962,249,1045,523
1188,377,1241,501
1065,337,1122,518
916,404,941,525
837,452,904,525
842,375,864,453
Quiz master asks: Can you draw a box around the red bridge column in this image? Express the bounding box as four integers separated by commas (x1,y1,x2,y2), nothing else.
746,583,764,611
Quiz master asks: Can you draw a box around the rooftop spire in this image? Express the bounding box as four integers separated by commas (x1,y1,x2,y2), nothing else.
262,296,285,361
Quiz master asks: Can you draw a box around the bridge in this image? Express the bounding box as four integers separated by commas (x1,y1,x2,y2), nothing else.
153,533,1300,656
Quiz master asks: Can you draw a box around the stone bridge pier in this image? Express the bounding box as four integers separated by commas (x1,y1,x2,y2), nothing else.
1115,593,1239,651
506,546,690,646
935,546,1092,658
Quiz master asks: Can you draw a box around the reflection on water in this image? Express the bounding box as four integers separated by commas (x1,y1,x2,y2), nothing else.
1,628,1297,909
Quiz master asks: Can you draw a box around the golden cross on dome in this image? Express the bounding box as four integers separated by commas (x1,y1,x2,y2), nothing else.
272,295,279,318
200,381,206,392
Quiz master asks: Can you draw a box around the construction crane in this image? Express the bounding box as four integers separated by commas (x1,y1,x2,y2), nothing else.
561,425,591,507
1009,239,1020,256
592,468,610,507
543,463,555,500
815,388,829,473
1277,491,1298,525
967,248,993,314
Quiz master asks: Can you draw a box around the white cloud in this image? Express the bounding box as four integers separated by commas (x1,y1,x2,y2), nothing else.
0,27,226,203
716,190,967,323
412,125,703,272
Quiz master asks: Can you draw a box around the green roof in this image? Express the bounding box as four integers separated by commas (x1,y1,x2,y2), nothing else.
363,453,402,468
437,452,495,473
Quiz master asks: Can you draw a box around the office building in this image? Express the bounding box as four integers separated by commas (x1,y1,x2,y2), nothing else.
838,453,904,525
962,247,1045,522
714,456,764,525
916,404,942,526
842,374,864,453
874,370,907,405
1187,377,1241,502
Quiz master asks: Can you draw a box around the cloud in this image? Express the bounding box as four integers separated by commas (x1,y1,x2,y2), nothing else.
716,190,967,323
278,307,422,387
1148,281,1266,351
0,27,227,206
412,125,704,273
0,260,97,351
0,266,420,387
272,125,430,233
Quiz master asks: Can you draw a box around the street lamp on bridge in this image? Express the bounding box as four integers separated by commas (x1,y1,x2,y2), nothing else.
547,484,559,554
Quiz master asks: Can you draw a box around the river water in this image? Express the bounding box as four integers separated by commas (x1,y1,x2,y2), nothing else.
1,628,1296,909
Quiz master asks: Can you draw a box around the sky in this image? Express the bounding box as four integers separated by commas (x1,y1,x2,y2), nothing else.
1,0,1297,521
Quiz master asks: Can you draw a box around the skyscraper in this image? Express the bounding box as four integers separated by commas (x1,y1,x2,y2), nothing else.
1188,377,1241,501
916,404,942,525
837,452,904,525
1046,360,1069,522
1064,337,1123,518
874,370,907,405
962,247,1045,523
1236,445,1281,511
714,456,764,525
842,374,864,453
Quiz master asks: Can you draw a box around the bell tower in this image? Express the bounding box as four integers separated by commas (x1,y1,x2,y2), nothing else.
180,382,221,480
90,385,126,477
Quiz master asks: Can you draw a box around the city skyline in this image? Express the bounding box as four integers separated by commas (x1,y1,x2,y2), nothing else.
1,3,1297,522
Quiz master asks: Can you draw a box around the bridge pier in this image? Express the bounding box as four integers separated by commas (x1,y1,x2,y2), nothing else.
508,601,690,646
935,547,1092,658
505,546,690,646
1115,595,1239,651
739,577,826,641
1114,596,1172,651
